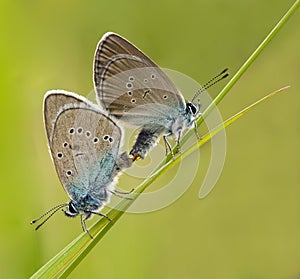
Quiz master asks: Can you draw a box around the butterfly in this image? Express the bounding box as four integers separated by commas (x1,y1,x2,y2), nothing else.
31,90,132,237
93,32,228,160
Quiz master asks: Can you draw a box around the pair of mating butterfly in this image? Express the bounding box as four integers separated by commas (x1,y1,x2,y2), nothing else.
31,32,228,237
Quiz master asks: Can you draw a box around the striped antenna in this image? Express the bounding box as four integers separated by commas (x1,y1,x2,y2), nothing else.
191,68,229,103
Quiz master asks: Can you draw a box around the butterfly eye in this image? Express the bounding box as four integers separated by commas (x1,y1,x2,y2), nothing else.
128,76,135,82
93,137,99,144
163,95,168,99
127,91,132,96
144,79,148,83
69,128,75,134
131,99,136,103
108,137,114,143
63,142,68,148
66,170,72,177
186,102,197,115
68,202,78,214
151,74,156,79
77,127,83,134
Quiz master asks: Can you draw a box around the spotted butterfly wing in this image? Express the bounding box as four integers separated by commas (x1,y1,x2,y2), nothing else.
44,90,122,202
93,32,186,126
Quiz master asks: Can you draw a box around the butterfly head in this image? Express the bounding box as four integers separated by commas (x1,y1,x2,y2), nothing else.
64,195,101,218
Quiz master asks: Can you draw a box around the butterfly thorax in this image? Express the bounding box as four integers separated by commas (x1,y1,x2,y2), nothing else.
169,103,196,136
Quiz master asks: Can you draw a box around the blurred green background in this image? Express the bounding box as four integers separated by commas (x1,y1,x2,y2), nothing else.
0,0,299,278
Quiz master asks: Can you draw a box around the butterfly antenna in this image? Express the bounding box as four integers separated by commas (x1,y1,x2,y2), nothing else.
30,203,68,230
191,68,229,103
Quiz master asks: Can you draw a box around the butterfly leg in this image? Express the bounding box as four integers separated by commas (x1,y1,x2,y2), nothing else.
80,214,93,239
163,135,174,158
114,188,134,194
175,131,182,155
81,212,112,238
109,190,134,200
193,120,201,140
194,99,202,140
91,211,112,222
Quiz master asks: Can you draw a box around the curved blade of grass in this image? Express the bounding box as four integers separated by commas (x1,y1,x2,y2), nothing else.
31,0,299,276
31,85,290,279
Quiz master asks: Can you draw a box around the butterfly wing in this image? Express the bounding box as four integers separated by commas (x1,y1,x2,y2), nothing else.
93,32,186,126
44,91,122,201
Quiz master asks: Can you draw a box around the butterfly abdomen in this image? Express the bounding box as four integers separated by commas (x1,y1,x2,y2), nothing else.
130,125,165,159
